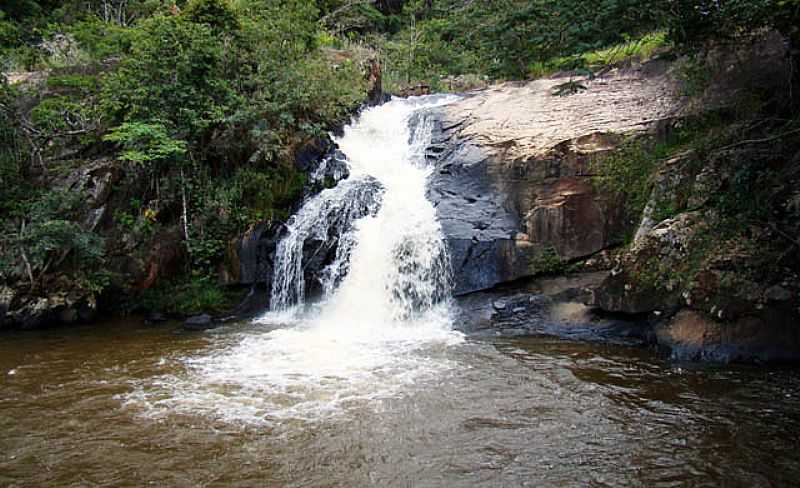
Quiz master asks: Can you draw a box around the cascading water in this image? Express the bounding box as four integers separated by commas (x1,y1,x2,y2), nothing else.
270,95,456,321
123,95,464,424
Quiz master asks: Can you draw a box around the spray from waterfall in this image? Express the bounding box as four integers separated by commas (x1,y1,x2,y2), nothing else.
269,95,459,323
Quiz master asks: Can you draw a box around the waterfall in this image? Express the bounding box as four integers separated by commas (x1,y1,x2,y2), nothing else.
123,96,464,424
269,95,459,323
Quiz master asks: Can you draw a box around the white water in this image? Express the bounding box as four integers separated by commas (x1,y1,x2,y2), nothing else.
123,95,465,424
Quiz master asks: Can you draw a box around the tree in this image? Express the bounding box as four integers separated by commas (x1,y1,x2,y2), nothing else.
182,0,240,34
100,14,241,146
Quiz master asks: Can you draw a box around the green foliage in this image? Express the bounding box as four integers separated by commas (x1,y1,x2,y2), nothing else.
30,95,95,133
674,56,712,98
373,0,668,86
592,140,664,222
46,73,99,92
114,198,159,240
103,122,187,166
529,247,568,275
179,164,305,275
100,14,240,144
64,17,135,60
666,0,800,48
0,81,28,216
183,0,240,34
0,189,105,285
139,275,239,315
228,166,306,221
590,126,698,240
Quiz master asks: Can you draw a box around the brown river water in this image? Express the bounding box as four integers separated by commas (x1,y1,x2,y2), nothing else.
1,317,799,487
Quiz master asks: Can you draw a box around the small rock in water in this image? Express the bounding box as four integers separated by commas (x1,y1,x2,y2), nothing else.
184,314,215,330
145,312,167,325
765,285,792,302
492,300,507,311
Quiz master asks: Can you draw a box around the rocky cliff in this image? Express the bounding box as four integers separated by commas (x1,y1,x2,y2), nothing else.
431,36,800,362
428,60,680,295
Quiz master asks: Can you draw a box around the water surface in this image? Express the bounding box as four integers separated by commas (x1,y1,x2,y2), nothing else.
2,319,799,487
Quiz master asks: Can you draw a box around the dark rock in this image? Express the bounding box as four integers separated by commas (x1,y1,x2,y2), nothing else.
453,272,654,347
227,220,285,290
427,123,626,296
426,62,681,296
144,311,167,324
765,285,792,302
590,212,703,315
656,309,800,363
230,285,270,317
57,307,78,324
132,230,186,291
294,136,333,173
229,176,383,311
0,286,13,328
184,314,214,330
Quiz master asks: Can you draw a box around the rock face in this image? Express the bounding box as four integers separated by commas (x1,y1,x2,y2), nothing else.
590,211,704,315
228,173,383,309
453,272,654,346
656,310,800,362
428,62,681,295
224,137,353,291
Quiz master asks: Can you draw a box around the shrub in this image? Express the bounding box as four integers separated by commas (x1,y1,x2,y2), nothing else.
103,121,187,167
100,14,241,144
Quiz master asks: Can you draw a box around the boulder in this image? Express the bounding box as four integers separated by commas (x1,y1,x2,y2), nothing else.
428,62,681,295
184,314,214,330
656,309,800,362
590,212,703,315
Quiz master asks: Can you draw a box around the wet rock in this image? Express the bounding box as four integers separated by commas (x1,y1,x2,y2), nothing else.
144,311,167,324
184,314,214,330
428,63,681,295
0,286,14,328
765,285,792,302
656,309,800,362
57,307,78,324
230,285,270,317
454,271,654,345
294,136,333,173
229,177,383,310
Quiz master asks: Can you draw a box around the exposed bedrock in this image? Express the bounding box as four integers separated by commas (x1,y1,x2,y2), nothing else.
428,61,681,295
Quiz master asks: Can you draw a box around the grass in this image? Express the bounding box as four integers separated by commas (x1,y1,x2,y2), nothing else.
529,31,669,79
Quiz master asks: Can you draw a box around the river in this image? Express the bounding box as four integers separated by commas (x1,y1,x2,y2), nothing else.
2,319,800,487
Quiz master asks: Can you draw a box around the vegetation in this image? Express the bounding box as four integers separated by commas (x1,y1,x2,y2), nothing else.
139,275,242,316
0,0,372,316
1,0,798,321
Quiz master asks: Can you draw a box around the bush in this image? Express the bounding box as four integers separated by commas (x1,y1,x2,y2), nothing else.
103,121,187,167
0,189,105,287
100,14,241,144
139,276,240,315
